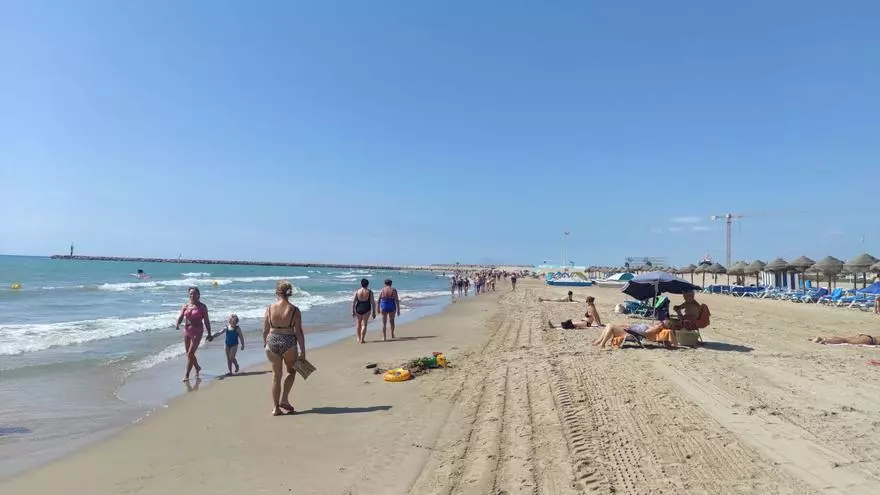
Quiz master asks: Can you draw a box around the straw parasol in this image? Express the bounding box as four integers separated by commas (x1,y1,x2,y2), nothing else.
707,262,727,283
871,261,880,273
788,256,816,286
679,264,697,283
811,256,845,288
727,261,748,285
788,256,816,272
694,263,708,286
844,253,879,288
764,258,789,272
745,259,767,286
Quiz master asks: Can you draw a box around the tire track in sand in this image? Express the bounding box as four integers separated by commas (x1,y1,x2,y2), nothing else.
407,375,489,495
493,364,538,495
529,361,581,495
547,359,611,492
453,365,508,494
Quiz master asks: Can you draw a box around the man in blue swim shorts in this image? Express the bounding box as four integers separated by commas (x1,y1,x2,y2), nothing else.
378,279,401,341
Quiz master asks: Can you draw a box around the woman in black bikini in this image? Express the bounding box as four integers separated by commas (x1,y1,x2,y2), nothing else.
263,280,306,416
352,278,376,344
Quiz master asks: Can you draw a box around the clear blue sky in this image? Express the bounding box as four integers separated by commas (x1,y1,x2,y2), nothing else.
2,1,878,266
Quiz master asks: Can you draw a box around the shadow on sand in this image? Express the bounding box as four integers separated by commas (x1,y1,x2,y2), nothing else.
216,371,271,380
699,341,754,353
296,405,392,415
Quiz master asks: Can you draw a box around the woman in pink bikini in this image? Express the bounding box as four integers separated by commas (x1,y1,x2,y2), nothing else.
175,286,212,381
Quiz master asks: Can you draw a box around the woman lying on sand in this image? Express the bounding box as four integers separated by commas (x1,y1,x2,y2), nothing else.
812,334,880,345
547,296,603,329
539,291,576,302
591,321,678,348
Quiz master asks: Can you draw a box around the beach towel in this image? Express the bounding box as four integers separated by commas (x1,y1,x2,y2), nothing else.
294,358,317,379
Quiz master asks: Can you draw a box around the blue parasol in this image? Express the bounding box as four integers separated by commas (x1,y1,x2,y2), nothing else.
621,271,702,300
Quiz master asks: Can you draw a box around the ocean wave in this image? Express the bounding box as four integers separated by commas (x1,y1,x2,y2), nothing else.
181,272,211,277
95,274,309,292
0,287,448,356
128,343,186,374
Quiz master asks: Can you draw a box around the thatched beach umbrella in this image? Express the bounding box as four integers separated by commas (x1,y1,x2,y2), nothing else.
763,258,790,287
727,261,748,285
679,264,697,283
811,256,845,288
844,253,879,288
764,258,789,272
788,256,816,287
707,262,727,283
871,261,880,273
789,256,816,272
745,259,767,286
694,263,708,286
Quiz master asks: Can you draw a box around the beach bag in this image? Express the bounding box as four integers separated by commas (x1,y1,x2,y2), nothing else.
294,358,317,380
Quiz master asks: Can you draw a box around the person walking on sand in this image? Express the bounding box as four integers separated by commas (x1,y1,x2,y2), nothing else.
352,278,376,343
510,273,517,291
263,280,306,416
175,286,212,381
212,314,245,375
378,279,401,340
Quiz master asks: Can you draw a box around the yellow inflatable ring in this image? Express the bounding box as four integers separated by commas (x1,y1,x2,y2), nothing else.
383,368,412,382
10,282,22,290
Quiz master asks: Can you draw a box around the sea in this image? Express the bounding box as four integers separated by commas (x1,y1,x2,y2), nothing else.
0,255,452,478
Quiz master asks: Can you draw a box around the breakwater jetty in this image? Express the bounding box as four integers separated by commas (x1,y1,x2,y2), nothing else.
49,255,519,272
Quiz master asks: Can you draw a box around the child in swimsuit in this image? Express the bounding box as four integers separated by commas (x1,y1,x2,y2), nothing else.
214,314,245,375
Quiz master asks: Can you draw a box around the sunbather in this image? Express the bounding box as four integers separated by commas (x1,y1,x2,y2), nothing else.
539,291,576,302
547,296,604,329
590,321,677,348
812,334,880,345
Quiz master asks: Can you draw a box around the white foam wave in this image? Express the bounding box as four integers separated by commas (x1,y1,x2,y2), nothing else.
0,312,180,356
95,274,308,292
0,286,448,356
128,343,185,374
181,272,211,277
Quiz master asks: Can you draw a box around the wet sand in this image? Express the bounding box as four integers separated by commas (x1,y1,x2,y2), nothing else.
4,279,880,494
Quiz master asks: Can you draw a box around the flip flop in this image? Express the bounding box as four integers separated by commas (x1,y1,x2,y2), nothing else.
279,403,296,414
868,359,880,367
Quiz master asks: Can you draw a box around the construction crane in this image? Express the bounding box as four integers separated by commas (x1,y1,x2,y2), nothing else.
710,211,795,268
709,214,742,269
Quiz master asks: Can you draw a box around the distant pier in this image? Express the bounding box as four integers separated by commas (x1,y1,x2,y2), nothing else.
49,255,517,272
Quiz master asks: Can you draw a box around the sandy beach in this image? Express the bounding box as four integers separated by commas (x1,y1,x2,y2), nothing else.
4,278,880,494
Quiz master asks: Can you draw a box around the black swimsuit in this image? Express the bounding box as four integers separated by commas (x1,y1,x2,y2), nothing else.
355,289,373,315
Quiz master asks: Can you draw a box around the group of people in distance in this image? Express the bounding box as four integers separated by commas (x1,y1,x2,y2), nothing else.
174,277,406,417
544,290,709,348
449,270,519,297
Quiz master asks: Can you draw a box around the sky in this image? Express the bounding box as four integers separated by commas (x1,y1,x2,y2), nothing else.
1,1,878,266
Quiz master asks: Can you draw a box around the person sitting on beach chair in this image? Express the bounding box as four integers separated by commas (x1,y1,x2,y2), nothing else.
664,291,705,330
539,291,577,303
812,334,880,345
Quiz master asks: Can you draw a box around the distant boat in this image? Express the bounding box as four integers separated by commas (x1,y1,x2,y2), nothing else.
548,279,593,287
545,271,593,287
594,272,635,288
